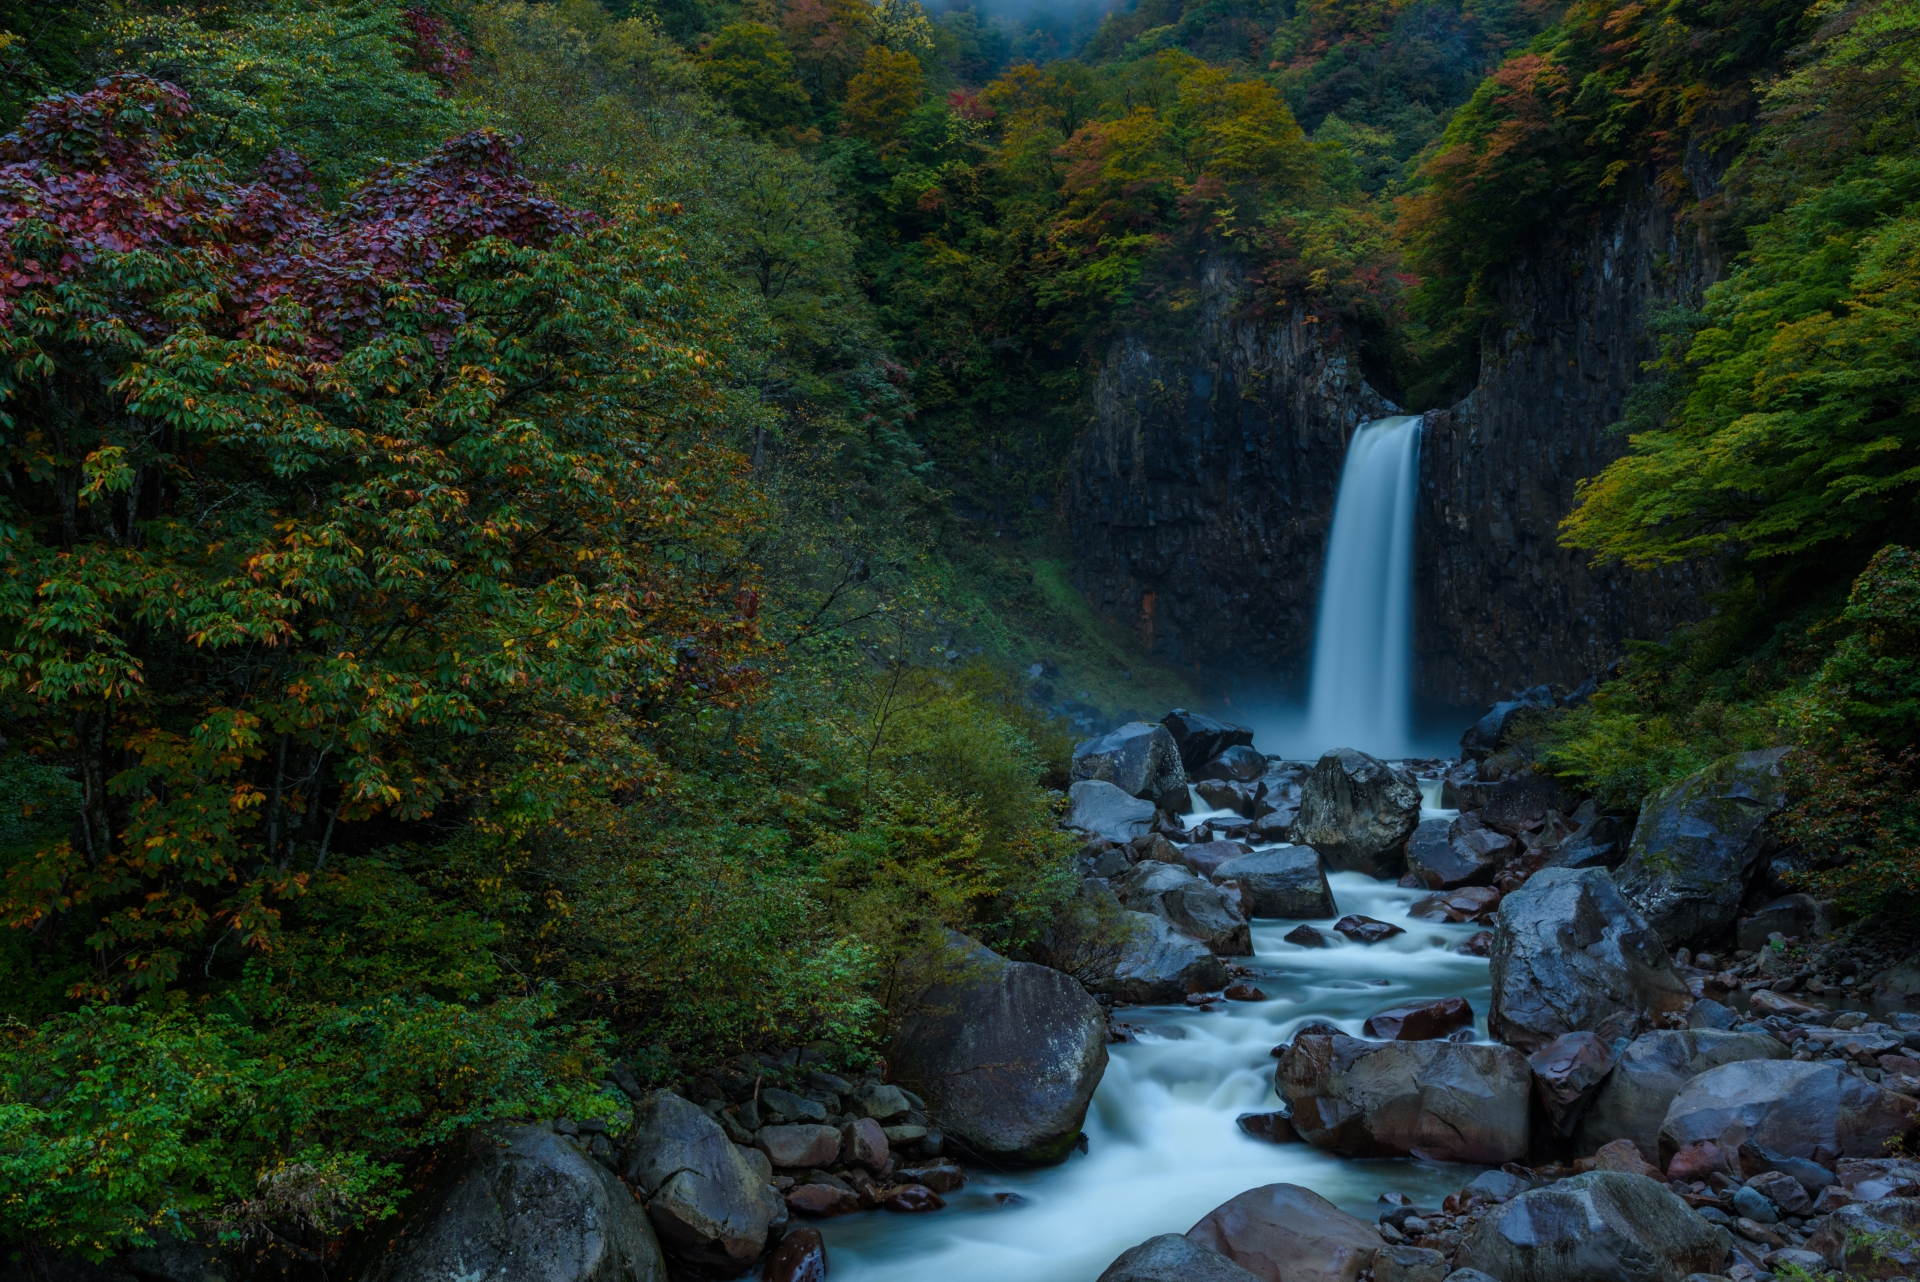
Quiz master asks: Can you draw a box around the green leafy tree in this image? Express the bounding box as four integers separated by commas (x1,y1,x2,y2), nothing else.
704,21,811,131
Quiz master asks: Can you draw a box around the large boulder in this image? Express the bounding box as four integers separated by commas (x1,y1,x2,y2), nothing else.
1575,1030,1789,1158
1805,1199,1920,1278
623,1091,784,1274
1088,911,1229,1004
1489,867,1692,1054
1479,771,1571,837
1068,779,1158,842
356,1125,669,1282
1658,1059,1917,1168
1162,709,1255,772
889,934,1109,1165
1460,685,1554,761
1117,860,1252,955
1185,1184,1383,1282
1073,722,1188,799
1293,749,1422,880
1455,1172,1726,1282
1097,1234,1262,1282
1406,813,1513,889
1212,846,1335,919
1528,1031,1617,1136
1275,1034,1531,1165
1617,748,1793,947
1198,745,1268,782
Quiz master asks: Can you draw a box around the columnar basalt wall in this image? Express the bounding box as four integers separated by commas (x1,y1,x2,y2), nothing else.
1065,257,1396,686
1414,189,1721,705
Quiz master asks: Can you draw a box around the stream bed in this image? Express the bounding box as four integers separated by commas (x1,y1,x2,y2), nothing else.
817,867,1495,1281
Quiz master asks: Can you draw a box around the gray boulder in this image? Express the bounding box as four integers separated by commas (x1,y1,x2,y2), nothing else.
1276,1033,1532,1165
1407,813,1513,889
1186,1184,1383,1282
889,934,1109,1165
1197,744,1266,782
1461,685,1554,761
1659,1059,1917,1168
357,1125,668,1282
1293,749,1422,880
1212,846,1335,918
1068,779,1157,842
1489,867,1693,1054
624,1091,784,1274
1097,1234,1261,1282
1161,709,1255,772
1088,911,1229,1004
1805,1198,1920,1277
1117,860,1252,955
1617,748,1792,948
1575,1030,1789,1158
1456,1172,1727,1282
1073,722,1188,799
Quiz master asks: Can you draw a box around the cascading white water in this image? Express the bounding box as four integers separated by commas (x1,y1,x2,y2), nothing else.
1303,415,1423,759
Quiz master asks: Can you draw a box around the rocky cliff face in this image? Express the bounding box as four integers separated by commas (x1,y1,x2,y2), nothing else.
1067,185,1720,706
1414,187,1720,704
1065,257,1396,686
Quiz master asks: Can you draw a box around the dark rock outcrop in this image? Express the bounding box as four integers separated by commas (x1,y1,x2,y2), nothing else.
1212,846,1335,918
1276,1033,1531,1164
1117,860,1252,955
1488,867,1692,1054
889,934,1109,1165
625,1091,785,1274
1073,722,1188,799
1097,1234,1263,1282
1459,686,1554,761
1161,709,1255,771
1293,749,1421,879
357,1125,669,1282
1407,813,1513,889
1575,1029,1788,1158
1185,1184,1384,1282
1090,911,1230,1004
1616,747,1793,947
1455,1172,1727,1282
1658,1060,1917,1168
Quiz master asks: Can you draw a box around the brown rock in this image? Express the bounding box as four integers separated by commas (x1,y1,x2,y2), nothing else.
1363,997,1473,1041
883,1184,945,1212
1527,1031,1618,1135
757,1125,842,1170
898,1162,965,1192
1225,984,1268,1001
1660,1060,1917,1168
1186,1183,1383,1282
841,1117,888,1172
1333,915,1405,944
1278,1034,1531,1164
1665,1139,1733,1181
1407,886,1502,924
1749,988,1816,1017
1458,931,1492,957
1592,1138,1660,1179
1285,924,1329,948
1236,1112,1300,1143
784,1183,858,1217
763,1227,827,1282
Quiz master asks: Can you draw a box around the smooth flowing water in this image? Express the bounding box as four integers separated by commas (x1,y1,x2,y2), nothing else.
819,824,1490,1281
1303,414,1423,760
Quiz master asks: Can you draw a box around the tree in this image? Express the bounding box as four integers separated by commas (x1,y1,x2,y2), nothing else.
704,21,811,131
780,0,874,100
842,45,923,148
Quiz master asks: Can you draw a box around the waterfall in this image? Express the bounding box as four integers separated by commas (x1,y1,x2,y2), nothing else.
1303,415,1422,758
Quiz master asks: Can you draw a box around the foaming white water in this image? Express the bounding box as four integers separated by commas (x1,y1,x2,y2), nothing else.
816,873,1491,1282
1303,415,1422,759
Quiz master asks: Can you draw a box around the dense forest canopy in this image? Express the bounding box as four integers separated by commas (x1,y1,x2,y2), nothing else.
1,0,1918,1266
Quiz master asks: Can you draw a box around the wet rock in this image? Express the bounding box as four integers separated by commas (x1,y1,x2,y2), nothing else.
1333,915,1405,944
1224,983,1268,1001
1277,1033,1532,1164
898,1162,965,1192
1193,779,1262,817
889,933,1109,1166
1182,839,1254,878
1576,1030,1788,1158
1660,1059,1917,1168
1117,861,1252,955
882,1184,945,1212
1458,930,1492,957
1541,813,1628,871
1362,997,1473,1041
1408,886,1501,924
1090,911,1231,1004
1213,846,1336,919
841,1117,888,1172
1457,1172,1726,1282
1162,709,1256,772
1294,749,1422,880
623,1091,783,1275
1096,1234,1262,1282
1199,744,1268,782
1407,813,1515,889
784,1184,858,1217
1237,1112,1300,1143
1616,748,1792,948
1528,1031,1619,1135
762,1227,827,1282
1805,1198,1920,1277
1461,687,1554,761
1074,722,1189,798
1735,894,1828,953
1186,1183,1384,1282
1479,771,1571,838
1488,867,1692,1054
357,1125,668,1282
1068,780,1158,842
756,1125,842,1171
1286,924,1329,948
